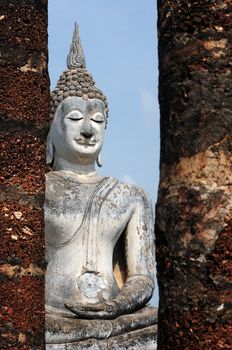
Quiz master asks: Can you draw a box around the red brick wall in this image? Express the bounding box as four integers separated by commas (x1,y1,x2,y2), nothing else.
0,1,49,348
156,1,232,349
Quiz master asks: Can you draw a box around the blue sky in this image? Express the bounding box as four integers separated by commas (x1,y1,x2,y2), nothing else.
48,0,159,306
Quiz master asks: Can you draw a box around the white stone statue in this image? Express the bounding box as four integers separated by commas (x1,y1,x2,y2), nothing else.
45,23,157,350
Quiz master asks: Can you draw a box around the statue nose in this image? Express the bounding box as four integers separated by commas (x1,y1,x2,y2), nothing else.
81,130,93,139
80,124,94,139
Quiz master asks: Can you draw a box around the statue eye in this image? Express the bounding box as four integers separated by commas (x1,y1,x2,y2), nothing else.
68,117,83,121
91,119,104,124
67,112,83,121
91,113,105,123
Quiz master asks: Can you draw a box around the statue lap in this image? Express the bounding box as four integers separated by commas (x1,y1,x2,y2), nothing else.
46,306,158,350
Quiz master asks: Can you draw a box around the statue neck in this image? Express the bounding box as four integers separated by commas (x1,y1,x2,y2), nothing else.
53,156,97,177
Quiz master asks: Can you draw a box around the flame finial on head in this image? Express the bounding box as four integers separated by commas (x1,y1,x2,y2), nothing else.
67,23,86,69
50,22,109,126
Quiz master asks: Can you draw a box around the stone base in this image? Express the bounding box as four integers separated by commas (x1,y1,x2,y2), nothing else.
46,325,157,350
46,307,157,350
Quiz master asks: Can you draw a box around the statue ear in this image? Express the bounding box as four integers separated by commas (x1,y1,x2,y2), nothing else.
96,153,103,167
46,130,55,166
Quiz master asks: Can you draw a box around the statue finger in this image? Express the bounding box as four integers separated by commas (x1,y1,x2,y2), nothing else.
84,303,105,311
76,310,111,319
64,300,83,314
64,301,104,314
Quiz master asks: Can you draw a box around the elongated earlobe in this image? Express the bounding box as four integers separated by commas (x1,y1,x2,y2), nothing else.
96,153,103,167
46,131,55,166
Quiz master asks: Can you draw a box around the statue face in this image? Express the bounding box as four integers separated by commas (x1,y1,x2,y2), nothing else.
50,96,106,165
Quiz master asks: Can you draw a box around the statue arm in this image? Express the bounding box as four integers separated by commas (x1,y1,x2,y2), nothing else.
113,188,155,312
65,188,155,319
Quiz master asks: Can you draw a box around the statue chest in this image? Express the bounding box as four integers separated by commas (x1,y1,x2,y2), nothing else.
45,175,132,250
45,180,93,244
45,173,135,306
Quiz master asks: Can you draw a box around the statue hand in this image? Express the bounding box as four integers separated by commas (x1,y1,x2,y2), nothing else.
64,300,118,319
65,275,154,319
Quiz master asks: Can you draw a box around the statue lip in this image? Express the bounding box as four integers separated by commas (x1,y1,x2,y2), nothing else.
75,139,97,146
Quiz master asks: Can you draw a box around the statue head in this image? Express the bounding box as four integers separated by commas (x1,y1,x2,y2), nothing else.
47,23,108,168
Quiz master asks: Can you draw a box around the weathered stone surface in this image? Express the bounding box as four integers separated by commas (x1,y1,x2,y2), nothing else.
1,131,47,191
156,1,232,349
1,276,44,348
0,0,47,50
46,307,157,347
0,68,49,125
0,0,49,348
157,0,232,163
45,25,156,349
1,202,45,266
46,324,157,350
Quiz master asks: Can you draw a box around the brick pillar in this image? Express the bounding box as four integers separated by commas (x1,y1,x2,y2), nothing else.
0,1,49,348
156,1,232,349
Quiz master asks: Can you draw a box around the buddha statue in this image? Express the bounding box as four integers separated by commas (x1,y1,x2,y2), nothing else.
45,24,157,349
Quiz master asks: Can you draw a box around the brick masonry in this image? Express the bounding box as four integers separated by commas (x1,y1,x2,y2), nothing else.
156,1,232,349
0,1,49,349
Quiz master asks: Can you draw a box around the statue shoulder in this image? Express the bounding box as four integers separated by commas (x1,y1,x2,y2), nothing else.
46,171,55,181
45,171,61,187
113,178,152,209
46,171,57,185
